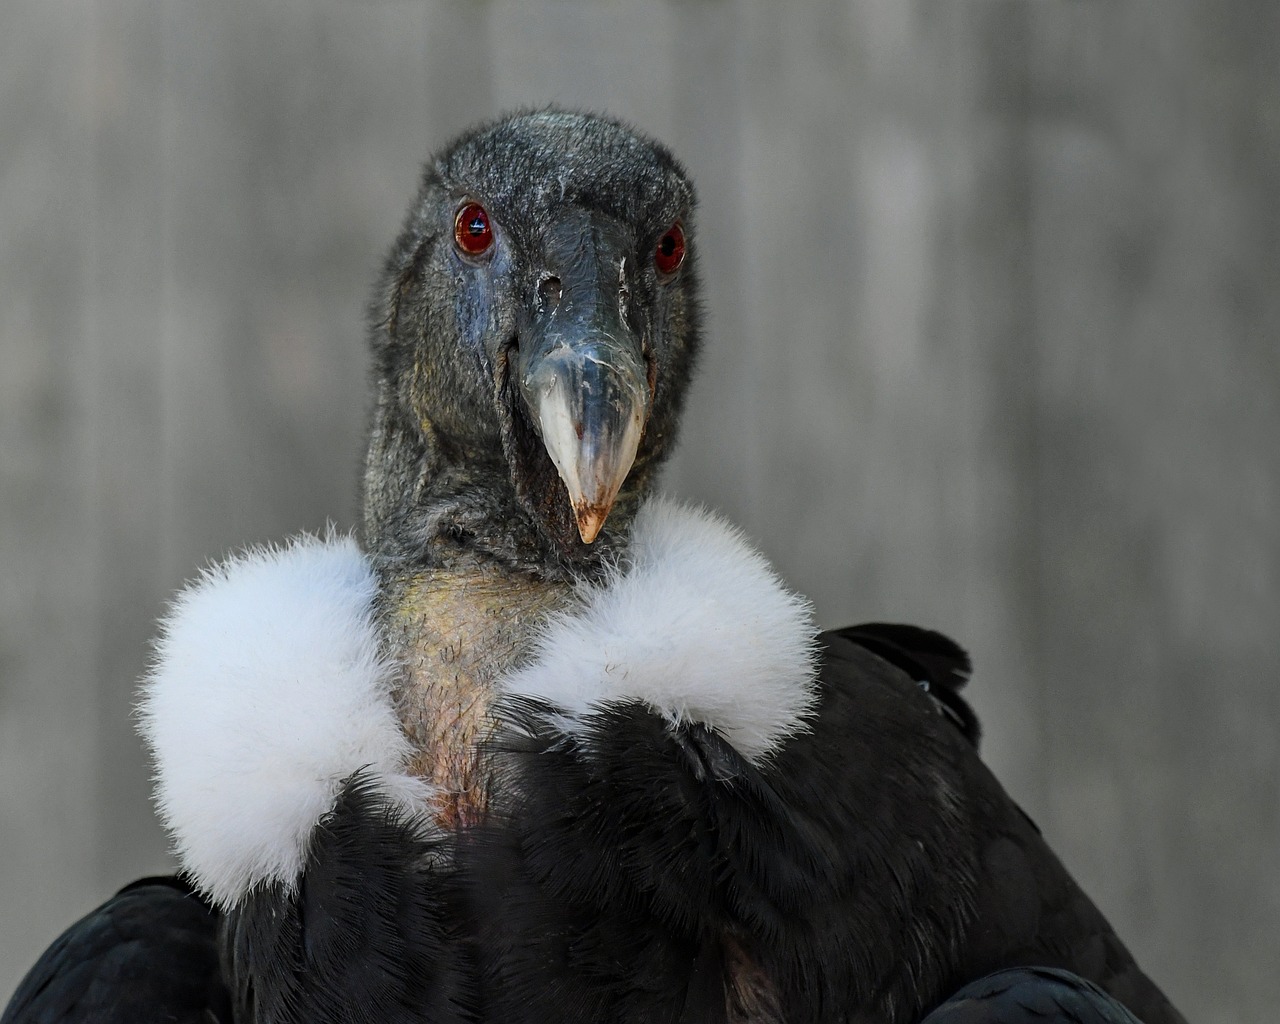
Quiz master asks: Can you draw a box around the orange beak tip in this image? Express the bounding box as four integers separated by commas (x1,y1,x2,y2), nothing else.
574,504,610,545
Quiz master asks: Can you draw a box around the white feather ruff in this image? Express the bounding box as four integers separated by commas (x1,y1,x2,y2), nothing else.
501,499,820,761
137,533,430,911
138,500,818,908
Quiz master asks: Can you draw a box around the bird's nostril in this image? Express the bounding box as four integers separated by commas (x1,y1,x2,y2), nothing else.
539,275,563,310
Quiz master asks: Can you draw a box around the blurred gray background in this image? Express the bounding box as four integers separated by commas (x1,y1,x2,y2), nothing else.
2,1,1276,1019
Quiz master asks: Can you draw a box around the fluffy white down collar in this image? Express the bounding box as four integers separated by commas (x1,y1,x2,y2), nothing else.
138,498,818,909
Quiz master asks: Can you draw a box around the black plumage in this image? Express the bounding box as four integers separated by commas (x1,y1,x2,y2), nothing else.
833,622,980,745
222,775,471,1024
3,111,1187,1024
1,877,229,1024
919,967,1144,1023
458,627,1183,1024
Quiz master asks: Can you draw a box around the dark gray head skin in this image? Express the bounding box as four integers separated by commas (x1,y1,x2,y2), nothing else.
361,110,701,580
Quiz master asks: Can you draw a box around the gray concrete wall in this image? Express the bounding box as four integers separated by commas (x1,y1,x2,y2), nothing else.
2,2,1276,1020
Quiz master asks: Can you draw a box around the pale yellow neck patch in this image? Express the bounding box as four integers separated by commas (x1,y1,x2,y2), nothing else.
379,563,571,828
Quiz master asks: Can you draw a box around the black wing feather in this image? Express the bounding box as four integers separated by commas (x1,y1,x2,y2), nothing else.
482,627,1185,1024
834,622,981,746
465,698,731,1024
1,876,230,1024
921,967,1144,1023
221,772,472,1024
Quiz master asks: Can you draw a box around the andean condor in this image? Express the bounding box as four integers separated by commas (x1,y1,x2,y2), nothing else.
2,111,1187,1024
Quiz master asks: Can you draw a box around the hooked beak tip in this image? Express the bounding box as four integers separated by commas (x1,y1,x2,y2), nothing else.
573,503,611,545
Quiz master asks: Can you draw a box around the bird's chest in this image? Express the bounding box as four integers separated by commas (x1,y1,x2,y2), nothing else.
378,565,570,828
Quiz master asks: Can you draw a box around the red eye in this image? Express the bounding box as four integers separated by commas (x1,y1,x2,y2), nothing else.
655,223,685,275
454,202,493,256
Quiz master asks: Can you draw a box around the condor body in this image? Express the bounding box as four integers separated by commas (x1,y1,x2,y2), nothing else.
3,112,1185,1024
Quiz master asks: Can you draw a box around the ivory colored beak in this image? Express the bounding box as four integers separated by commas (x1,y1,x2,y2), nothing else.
516,209,652,544
519,338,649,544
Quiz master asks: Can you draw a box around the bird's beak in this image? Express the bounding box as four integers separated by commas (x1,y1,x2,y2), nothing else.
516,215,651,544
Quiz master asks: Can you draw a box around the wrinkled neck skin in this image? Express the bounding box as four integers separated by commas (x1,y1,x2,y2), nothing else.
359,400,654,825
